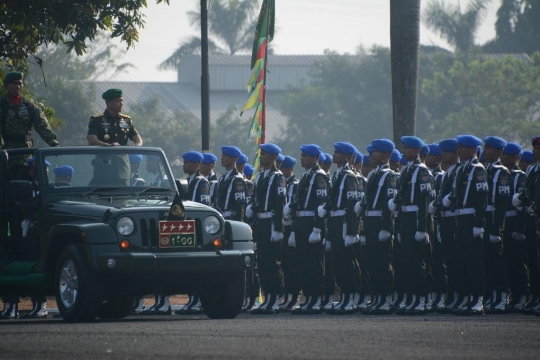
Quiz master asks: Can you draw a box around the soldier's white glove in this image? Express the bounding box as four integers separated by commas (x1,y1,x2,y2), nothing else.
442,194,452,208
245,204,254,218
308,228,322,243
354,202,363,215
396,233,401,243
288,232,296,247
284,203,292,218
325,239,331,251
512,232,526,241
360,235,366,245
317,205,327,218
436,225,442,243
489,235,502,243
271,231,283,242
378,230,391,242
473,227,484,239
428,201,438,215
415,231,429,243
388,198,398,211
344,235,356,247
512,193,522,208
252,242,257,252
527,206,535,215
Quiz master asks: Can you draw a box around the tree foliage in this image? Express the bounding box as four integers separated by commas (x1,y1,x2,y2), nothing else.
0,0,169,64
422,0,487,52
159,0,260,70
484,0,540,54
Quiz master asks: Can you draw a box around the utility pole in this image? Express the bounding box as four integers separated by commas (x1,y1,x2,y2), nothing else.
201,0,210,152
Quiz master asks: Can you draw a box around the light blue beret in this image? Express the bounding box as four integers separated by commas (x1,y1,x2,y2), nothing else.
260,143,282,155
456,135,482,148
221,145,242,158
300,144,322,157
53,165,74,177
182,151,204,163
281,156,297,168
202,153,217,164
401,136,426,149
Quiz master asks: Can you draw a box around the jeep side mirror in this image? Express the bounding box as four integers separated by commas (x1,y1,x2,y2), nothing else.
175,179,189,201
10,180,34,199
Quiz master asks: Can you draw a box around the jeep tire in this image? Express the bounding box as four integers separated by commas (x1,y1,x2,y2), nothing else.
55,244,103,322
99,296,135,320
200,271,245,319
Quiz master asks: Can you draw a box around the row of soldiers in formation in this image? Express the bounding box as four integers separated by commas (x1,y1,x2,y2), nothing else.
137,134,540,317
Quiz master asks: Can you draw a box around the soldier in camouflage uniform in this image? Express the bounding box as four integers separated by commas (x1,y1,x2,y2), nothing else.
0,72,60,319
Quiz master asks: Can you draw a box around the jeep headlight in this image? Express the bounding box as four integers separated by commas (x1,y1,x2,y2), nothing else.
117,217,135,236
204,215,221,235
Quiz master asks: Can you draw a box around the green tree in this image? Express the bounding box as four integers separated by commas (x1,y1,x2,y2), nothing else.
279,48,393,155
0,0,169,63
421,52,540,144
485,0,540,54
423,0,487,52
159,0,260,70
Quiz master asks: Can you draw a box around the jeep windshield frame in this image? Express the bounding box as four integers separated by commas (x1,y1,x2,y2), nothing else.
31,146,177,198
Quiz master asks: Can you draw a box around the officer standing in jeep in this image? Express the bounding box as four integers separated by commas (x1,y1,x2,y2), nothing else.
87,89,142,147
0,71,60,319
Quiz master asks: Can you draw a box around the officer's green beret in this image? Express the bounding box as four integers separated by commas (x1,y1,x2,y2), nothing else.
3,71,23,85
102,88,123,100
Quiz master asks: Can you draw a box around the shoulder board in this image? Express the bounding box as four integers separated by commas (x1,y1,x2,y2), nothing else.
511,169,525,175
91,113,104,118
119,113,131,119
344,169,356,177
493,164,507,170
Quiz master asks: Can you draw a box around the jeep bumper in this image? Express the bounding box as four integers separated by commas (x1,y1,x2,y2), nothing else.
95,250,254,274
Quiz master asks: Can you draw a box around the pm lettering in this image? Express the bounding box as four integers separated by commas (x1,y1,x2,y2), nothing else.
235,192,246,200
316,189,327,197
200,194,211,203
499,185,510,194
419,183,431,191
346,191,357,199
476,182,488,191
277,187,286,195
387,188,396,197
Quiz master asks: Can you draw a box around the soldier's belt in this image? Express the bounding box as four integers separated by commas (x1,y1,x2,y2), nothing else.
329,210,346,217
400,205,419,212
505,210,518,217
284,220,293,226
257,211,273,219
365,210,382,217
455,208,475,216
223,210,235,218
440,210,456,217
486,205,496,211
296,211,315,217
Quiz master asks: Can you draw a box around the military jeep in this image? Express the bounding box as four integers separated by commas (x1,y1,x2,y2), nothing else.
0,146,254,321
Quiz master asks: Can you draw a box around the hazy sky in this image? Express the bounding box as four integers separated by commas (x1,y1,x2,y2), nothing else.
112,0,500,82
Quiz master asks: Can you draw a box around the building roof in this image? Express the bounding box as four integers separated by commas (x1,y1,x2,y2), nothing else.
80,81,287,143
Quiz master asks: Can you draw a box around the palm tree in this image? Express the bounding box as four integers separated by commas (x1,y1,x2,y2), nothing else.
159,0,260,70
423,0,488,52
390,0,421,145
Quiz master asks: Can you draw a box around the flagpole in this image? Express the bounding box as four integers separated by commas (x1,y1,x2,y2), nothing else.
260,0,272,145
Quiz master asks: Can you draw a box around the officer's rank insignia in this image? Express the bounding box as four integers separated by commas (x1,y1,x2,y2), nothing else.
158,220,196,248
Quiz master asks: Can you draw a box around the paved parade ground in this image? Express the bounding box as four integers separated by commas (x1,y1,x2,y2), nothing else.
1,313,539,359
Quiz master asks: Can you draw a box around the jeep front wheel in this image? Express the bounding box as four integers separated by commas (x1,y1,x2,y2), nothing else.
55,244,103,322
200,272,245,319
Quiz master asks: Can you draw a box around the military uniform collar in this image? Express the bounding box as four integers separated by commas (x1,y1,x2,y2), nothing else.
103,109,119,120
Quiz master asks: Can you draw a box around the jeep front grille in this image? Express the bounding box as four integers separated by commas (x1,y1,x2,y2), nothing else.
140,218,159,248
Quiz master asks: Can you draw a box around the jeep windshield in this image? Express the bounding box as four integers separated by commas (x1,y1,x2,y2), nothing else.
41,148,175,196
